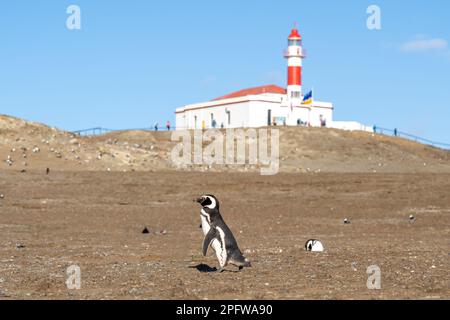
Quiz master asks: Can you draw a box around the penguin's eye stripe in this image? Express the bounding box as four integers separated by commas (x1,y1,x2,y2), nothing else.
202,197,213,206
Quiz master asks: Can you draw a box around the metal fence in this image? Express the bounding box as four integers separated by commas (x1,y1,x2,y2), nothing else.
71,127,162,136
71,127,114,136
373,126,450,150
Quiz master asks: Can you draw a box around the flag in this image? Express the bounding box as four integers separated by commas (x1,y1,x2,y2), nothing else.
302,89,313,105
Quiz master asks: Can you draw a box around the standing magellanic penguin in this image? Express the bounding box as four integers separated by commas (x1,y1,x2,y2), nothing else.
194,195,251,272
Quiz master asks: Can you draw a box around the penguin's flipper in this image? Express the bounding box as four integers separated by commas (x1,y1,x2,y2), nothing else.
202,228,218,256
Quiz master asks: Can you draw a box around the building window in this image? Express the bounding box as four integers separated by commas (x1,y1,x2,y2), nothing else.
226,110,231,125
291,91,300,98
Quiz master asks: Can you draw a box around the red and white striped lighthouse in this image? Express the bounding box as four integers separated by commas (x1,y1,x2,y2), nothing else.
284,27,304,106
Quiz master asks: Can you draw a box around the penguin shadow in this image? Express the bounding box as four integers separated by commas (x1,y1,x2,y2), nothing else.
188,264,242,273
189,264,217,273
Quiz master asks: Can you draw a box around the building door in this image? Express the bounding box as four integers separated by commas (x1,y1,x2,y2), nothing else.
267,109,272,126
194,116,197,129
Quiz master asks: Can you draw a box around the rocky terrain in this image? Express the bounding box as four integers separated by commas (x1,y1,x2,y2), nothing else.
1,114,449,174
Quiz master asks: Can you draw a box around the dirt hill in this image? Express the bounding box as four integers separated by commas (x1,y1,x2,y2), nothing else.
1,114,449,173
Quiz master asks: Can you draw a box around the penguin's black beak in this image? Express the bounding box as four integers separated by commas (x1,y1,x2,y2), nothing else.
194,197,204,204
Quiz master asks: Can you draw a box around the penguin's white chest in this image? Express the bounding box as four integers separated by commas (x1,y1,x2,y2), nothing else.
200,211,227,267
200,214,210,236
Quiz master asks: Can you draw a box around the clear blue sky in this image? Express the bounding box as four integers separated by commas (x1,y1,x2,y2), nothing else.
1,1,449,142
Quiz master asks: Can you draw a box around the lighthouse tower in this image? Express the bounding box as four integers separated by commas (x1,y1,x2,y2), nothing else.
284,27,304,107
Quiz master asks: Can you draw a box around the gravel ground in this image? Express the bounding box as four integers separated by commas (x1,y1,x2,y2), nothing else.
0,171,449,300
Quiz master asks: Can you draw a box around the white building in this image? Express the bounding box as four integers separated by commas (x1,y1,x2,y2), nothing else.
175,84,333,129
175,27,371,132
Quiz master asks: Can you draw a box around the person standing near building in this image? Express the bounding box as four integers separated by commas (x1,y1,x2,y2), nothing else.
154,122,159,131
166,121,171,131
320,118,327,127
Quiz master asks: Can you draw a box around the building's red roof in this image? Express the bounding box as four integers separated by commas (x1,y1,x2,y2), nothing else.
213,85,286,101
288,28,302,40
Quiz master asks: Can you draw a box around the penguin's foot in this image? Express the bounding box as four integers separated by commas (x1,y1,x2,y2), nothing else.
230,257,251,269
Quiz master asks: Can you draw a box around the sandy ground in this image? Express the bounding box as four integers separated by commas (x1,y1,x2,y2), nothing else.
0,170,449,300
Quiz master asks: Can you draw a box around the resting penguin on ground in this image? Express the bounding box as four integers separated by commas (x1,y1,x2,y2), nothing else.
194,195,251,272
305,239,324,252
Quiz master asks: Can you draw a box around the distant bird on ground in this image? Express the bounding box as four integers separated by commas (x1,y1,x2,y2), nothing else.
46,168,50,175
409,215,416,223
142,227,150,234
194,194,251,272
156,229,167,236
305,239,324,252
0,194,4,200
343,218,351,225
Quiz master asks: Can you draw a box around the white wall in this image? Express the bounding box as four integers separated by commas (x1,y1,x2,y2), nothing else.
248,101,283,127
175,112,185,129
309,106,333,127
329,121,374,132
290,107,310,126
176,101,252,130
